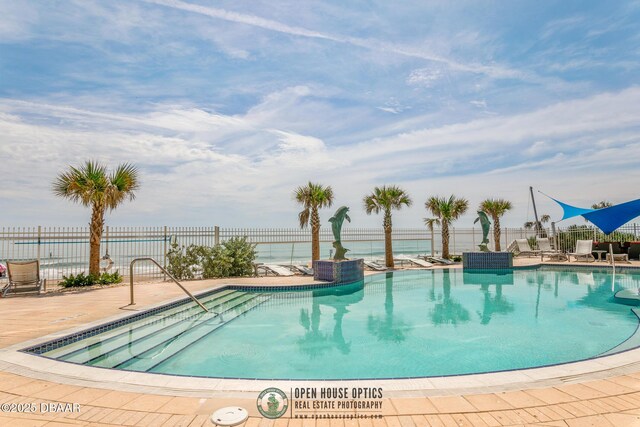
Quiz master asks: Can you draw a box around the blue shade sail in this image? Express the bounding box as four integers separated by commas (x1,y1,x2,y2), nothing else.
548,195,640,234
582,198,640,234
549,197,595,220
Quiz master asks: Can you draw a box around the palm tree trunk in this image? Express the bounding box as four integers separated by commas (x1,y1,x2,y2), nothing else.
89,203,105,276
493,217,502,251
384,210,393,268
311,207,320,261
442,222,450,259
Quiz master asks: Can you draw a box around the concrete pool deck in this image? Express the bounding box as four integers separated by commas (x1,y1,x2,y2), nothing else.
1,261,640,426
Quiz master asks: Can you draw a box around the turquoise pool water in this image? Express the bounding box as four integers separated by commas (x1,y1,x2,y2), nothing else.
36,267,640,379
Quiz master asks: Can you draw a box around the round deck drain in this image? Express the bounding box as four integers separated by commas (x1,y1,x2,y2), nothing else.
210,407,248,426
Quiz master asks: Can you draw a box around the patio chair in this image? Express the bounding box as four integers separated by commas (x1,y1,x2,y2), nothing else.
606,253,630,264
512,239,541,257
363,260,387,271
568,240,595,262
2,260,45,297
536,238,567,261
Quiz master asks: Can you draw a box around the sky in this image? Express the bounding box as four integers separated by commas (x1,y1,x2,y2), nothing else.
1,0,640,229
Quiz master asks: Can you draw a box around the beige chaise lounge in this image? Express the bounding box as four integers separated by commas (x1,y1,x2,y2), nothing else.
513,239,541,257
537,237,567,261
569,240,595,262
2,260,45,297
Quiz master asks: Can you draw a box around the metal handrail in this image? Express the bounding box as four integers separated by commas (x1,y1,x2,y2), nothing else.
129,257,209,312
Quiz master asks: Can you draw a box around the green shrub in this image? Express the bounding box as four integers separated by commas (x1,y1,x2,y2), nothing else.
223,236,257,276
166,237,257,279
59,270,122,288
97,270,123,285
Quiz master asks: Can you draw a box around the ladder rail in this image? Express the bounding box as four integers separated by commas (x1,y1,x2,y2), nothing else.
129,257,209,312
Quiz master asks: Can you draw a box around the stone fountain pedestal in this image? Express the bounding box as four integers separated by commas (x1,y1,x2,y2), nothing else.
313,259,364,284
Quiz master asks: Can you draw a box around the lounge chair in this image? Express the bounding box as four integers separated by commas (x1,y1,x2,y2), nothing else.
2,260,45,297
255,264,295,277
289,265,314,275
425,256,455,265
363,260,387,271
536,238,567,261
606,253,631,264
569,240,595,262
395,254,433,268
512,239,541,257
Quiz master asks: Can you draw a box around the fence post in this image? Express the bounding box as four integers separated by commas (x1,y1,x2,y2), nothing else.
472,227,475,249
214,226,220,246
430,227,435,256
37,225,41,266
452,227,456,255
163,226,168,281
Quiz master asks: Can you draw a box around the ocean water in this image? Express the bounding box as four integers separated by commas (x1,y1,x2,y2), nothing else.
1,239,432,280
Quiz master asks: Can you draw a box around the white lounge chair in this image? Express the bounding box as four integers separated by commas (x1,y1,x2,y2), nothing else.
2,260,45,297
363,260,387,271
512,239,541,257
290,265,314,275
569,240,595,262
395,254,433,268
425,256,454,265
537,238,567,261
255,264,295,277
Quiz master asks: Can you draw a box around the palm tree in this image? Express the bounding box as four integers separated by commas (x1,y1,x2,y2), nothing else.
479,198,513,251
53,161,140,275
294,182,334,261
524,214,551,231
363,185,412,268
425,195,469,259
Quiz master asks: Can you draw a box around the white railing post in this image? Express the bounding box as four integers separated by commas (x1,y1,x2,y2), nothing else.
452,227,456,255
430,227,435,256
37,225,41,266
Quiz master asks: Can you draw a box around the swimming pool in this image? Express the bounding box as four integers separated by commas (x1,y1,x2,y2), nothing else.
26,267,640,380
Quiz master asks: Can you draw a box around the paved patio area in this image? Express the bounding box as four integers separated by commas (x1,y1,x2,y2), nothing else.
1,261,640,426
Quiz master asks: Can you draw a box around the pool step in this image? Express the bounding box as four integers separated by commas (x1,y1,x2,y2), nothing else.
85,293,268,369
117,294,271,372
52,290,247,362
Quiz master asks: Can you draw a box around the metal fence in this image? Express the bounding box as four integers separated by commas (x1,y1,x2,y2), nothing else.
0,226,432,283
2,223,639,284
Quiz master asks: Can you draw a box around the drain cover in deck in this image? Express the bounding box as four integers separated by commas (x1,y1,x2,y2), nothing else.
210,407,248,426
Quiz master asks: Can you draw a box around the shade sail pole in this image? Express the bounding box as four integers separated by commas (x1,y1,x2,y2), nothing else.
530,186,541,235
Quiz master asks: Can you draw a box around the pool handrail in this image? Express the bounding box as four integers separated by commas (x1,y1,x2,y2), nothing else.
129,257,209,313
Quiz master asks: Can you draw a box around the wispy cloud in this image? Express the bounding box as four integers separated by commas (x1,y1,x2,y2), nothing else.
141,0,525,80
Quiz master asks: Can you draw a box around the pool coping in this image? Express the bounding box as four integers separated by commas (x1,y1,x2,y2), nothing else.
3,264,640,398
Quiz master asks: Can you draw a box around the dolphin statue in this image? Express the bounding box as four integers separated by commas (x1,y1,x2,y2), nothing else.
329,206,351,243
474,210,491,251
